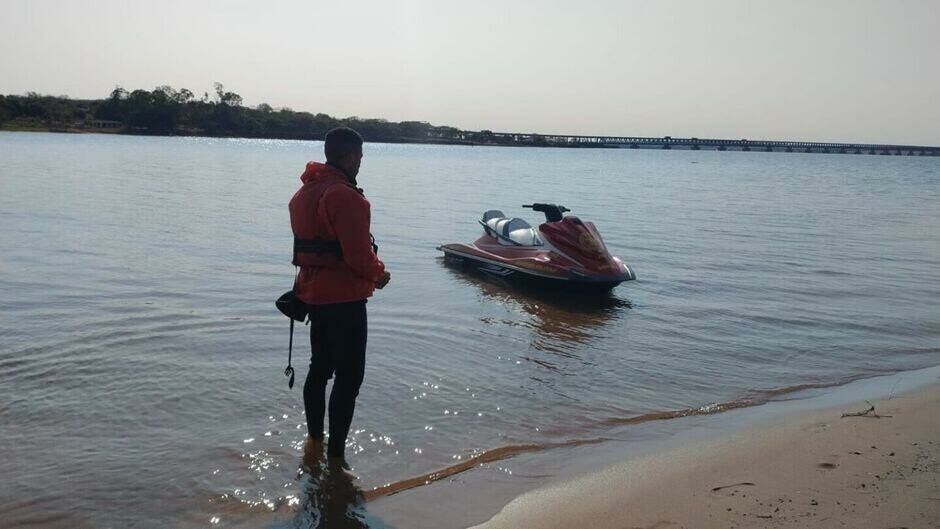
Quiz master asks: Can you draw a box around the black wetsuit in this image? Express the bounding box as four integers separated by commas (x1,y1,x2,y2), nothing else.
303,300,367,458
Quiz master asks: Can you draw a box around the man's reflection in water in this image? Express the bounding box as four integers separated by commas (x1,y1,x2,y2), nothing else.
293,439,372,529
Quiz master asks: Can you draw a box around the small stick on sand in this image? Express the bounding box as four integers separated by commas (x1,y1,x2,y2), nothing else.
840,401,892,419
711,482,755,492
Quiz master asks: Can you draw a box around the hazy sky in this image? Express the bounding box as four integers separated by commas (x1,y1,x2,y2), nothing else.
3,0,938,145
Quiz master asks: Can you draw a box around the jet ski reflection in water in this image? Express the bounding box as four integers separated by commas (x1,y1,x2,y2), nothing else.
442,264,632,355
439,203,636,293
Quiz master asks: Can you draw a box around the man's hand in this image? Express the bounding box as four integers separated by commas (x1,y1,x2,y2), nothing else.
376,271,391,289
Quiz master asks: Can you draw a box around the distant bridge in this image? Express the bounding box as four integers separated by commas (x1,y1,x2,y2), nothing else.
475,132,940,156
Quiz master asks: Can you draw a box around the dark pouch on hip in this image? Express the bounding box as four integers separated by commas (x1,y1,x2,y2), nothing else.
276,290,309,322
275,289,310,389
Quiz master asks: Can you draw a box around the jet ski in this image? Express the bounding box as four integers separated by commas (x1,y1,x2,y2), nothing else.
438,203,636,292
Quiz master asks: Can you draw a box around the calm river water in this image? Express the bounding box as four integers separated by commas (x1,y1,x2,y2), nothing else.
1,132,938,528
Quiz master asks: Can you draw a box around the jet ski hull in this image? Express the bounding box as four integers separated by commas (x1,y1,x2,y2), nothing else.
439,242,635,293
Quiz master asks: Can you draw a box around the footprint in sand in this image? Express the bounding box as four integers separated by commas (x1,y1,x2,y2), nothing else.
804,422,830,433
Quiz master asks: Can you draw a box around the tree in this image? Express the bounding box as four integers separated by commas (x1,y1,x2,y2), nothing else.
155,85,178,100
399,121,431,139
175,88,194,104
118,88,180,133
95,89,125,121
213,82,242,107
0,95,9,125
109,86,128,101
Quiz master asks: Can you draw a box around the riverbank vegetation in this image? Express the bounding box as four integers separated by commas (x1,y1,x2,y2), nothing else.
8,86,932,154
0,84,475,144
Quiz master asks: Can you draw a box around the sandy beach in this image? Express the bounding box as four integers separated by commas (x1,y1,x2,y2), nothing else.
472,383,940,529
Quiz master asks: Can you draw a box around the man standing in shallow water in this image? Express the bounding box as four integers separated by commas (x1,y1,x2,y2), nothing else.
289,127,391,470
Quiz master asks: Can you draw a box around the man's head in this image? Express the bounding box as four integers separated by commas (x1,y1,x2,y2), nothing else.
324,127,364,180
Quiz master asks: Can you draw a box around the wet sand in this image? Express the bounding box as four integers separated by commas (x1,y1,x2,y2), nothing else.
472,383,940,529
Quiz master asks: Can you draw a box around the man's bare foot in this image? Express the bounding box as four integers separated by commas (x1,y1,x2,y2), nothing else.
304,435,325,451
327,456,358,479
301,436,325,472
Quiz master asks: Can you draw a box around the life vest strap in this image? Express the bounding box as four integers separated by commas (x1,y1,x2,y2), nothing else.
294,237,342,256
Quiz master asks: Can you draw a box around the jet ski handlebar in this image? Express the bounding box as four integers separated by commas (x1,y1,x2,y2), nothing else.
522,203,570,223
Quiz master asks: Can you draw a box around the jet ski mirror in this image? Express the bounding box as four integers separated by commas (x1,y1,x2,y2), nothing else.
522,203,570,223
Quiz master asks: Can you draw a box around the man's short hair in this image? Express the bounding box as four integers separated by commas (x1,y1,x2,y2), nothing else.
324,127,363,163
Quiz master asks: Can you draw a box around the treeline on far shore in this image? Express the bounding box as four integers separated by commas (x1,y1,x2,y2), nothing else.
0,84,483,144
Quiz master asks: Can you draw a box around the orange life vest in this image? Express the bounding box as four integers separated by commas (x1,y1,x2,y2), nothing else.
288,162,385,305
289,177,347,268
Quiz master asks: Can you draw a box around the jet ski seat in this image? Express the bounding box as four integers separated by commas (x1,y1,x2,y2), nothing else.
482,210,505,222
481,212,541,246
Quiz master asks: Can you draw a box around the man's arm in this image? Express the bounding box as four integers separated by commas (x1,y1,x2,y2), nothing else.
328,188,386,283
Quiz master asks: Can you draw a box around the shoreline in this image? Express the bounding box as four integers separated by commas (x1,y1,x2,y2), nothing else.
362,370,925,503
468,367,940,529
4,127,938,155
366,364,940,529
